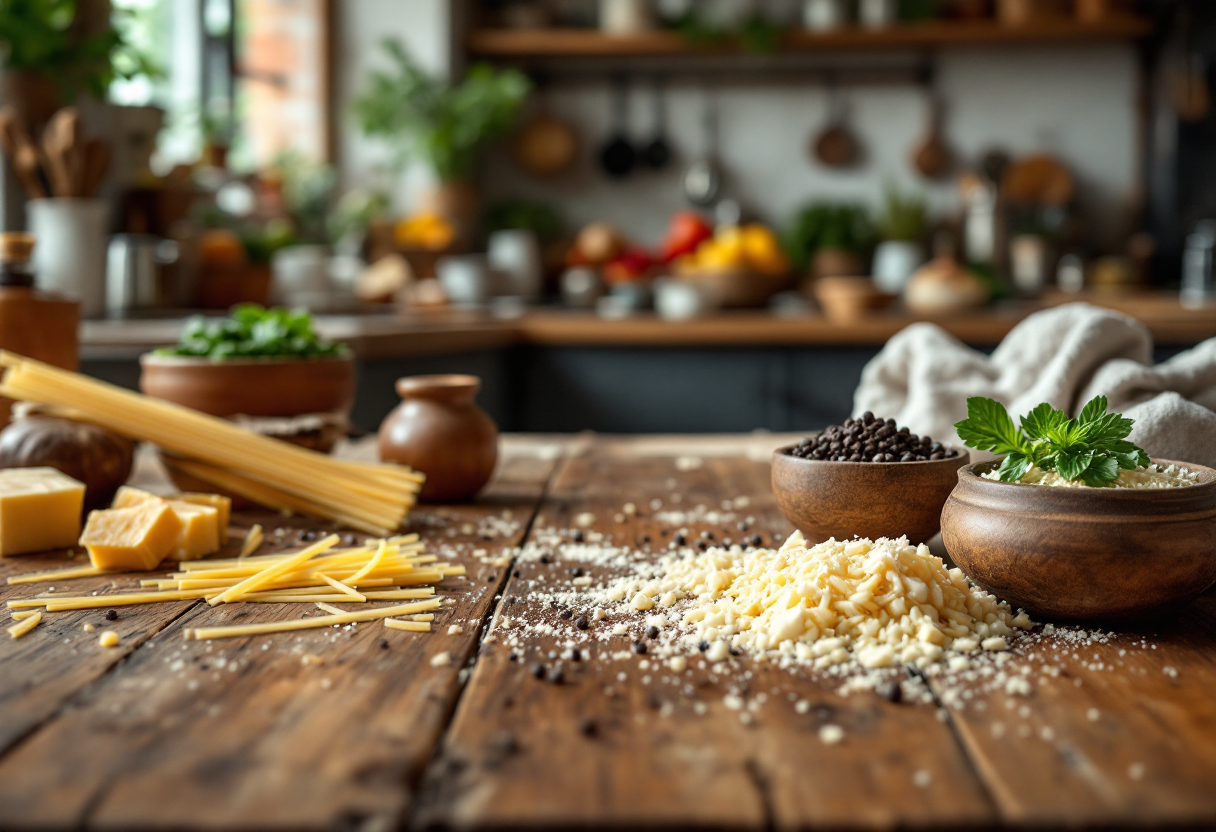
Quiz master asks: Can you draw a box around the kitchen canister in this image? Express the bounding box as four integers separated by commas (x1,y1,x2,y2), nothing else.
803,0,848,31
272,244,332,311
27,198,109,319
487,229,542,300
601,0,656,34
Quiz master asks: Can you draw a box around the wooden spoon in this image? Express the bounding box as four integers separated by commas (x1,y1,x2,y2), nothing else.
0,108,47,198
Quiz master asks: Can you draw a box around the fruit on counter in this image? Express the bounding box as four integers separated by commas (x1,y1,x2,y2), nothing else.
113,487,222,561
199,229,246,268
659,211,713,262
673,223,790,276
569,222,627,266
904,254,989,314
79,500,184,572
0,467,85,557
0,415,134,510
393,212,456,250
602,247,655,284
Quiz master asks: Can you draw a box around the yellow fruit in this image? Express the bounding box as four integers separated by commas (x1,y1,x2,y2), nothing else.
714,225,745,263
394,213,455,250
741,224,789,275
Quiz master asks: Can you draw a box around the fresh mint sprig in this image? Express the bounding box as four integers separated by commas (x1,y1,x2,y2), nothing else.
954,395,1150,486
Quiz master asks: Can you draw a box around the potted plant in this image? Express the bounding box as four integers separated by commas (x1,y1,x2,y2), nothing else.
140,305,354,456
0,0,156,129
873,186,928,293
782,202,875,283
353,38,530,247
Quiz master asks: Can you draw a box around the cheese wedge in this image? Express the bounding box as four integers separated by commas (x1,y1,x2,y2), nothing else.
177,493,232,544
80,502,183,571
113,487,221,560
0,467,86,556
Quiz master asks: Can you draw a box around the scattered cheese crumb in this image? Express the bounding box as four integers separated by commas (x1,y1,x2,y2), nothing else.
430,651,452,667
819,724,845,745
447,625,463,635
98,631,119,648
912,770,932,788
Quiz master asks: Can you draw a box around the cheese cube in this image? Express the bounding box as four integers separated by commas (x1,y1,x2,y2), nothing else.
166,502,219,561
177,493,232,544
80,502,183,571
112,487,221,560
0,467,86,556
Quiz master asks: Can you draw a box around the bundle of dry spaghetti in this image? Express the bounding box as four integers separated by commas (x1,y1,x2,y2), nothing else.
7,534,464,641
0,352,423,536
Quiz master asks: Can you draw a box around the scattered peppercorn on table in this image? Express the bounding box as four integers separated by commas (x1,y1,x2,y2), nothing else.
1,434,1214,830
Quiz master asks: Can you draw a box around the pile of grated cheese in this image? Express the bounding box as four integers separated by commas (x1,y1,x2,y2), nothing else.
595,531,1033,669
982,461,1199,489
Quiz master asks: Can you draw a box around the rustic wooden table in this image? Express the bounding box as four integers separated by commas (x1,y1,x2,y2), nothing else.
2,434,1214,830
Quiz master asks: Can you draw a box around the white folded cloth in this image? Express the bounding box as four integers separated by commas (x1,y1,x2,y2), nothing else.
853,303,1216,468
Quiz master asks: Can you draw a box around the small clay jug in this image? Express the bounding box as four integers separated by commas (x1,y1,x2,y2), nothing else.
378,375,498,503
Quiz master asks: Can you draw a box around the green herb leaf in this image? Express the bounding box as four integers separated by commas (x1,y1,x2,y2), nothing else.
1081,454,1121,486
955,398,1025,455
1020,402,1069,441
154,305,347,361
996,451,1033,483
1055,448,1094,481
1077,395,1108,424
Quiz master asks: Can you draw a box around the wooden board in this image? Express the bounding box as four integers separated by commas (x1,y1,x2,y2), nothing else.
0,438,565,830
410,438,996,829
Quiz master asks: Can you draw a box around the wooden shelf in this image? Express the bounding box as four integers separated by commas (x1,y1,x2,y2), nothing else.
467,16,1153,59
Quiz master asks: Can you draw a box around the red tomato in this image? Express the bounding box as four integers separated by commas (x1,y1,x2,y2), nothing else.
660,211,713,262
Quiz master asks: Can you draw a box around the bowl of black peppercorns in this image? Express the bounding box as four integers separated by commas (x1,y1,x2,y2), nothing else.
772,412,968,545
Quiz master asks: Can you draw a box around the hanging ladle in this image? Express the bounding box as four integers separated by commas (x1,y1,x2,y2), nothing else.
599,75,636,179
812,76,861,169
682,90,721,206
643,78,672,170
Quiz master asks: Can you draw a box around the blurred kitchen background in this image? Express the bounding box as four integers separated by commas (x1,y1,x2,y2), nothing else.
2,0,1215,434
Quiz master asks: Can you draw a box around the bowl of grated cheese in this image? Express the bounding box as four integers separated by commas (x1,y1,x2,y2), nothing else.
942,458,1216,621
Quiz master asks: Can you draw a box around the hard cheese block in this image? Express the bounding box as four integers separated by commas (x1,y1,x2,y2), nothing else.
113,487,222,560
0,467,86,556
80,501,183,571
176,492,232,545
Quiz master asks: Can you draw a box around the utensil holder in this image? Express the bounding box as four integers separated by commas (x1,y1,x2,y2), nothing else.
27,198,109,319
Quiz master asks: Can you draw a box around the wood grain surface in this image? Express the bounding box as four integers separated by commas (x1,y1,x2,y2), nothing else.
1,434,1215,830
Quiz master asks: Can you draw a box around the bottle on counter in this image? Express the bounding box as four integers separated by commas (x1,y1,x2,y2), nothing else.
0,232,80,424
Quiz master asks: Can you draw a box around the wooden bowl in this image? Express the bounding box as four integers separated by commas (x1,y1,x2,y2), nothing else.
140,355,355,420
812,276,895,322
941,460,1216,621
771,445,969,545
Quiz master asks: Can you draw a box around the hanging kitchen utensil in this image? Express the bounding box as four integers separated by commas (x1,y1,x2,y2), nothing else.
682,91,722,207
42,108,83,197
643,78,672,170
812,77,861,169
912,88,952,179
81,137,112,198
513,105,577,177
598,76,636,179
1171,8,1209,123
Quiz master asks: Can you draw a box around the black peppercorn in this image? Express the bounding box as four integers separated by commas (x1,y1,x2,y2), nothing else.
559,609,573,620
531,663,546,679
645,626,659,639
104,609,117,621
633,641,647,655
378,638,389,649
578,718,597,737
571,530,584,542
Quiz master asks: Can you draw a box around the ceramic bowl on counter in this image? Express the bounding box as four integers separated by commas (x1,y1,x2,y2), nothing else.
771,445,969,545
139,355,355,453
942,459,1216,621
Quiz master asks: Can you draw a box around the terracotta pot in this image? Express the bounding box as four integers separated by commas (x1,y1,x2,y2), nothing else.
140,355,355,420
0,71,63,131
997,0,1064,26
379,375,498,503
1075,0,1111,22
813,276,893,322
197,263,273,310
809,247,863,281
771,445,969,545
943,460,1216,621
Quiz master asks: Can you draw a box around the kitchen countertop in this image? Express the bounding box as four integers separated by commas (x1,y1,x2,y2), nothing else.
2,434,1215,829
80,291,1216,361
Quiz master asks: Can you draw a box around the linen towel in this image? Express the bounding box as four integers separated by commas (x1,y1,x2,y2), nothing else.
853,303,1216,468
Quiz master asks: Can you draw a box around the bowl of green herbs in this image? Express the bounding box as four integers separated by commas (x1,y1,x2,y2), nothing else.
941,396,1216,621
140,305,354,449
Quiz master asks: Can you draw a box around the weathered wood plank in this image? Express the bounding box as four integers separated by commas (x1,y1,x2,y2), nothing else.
413,437,997,830
933,594,1216,827
0,440,564,830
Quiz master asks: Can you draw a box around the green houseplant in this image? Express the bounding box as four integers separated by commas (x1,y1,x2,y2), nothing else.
873,186,928,292
782,202,875,279
0,0,156,127
353,38,530,244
